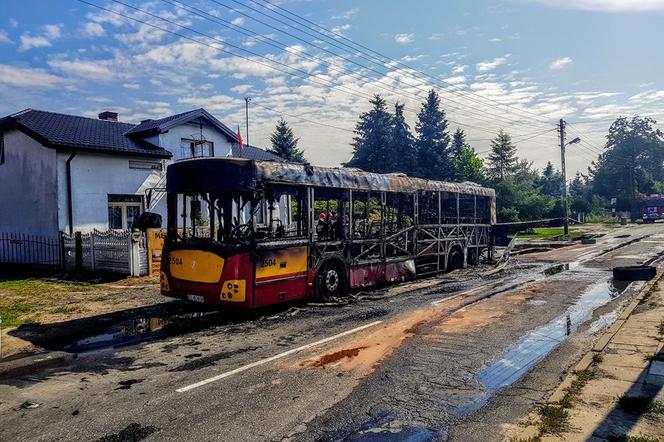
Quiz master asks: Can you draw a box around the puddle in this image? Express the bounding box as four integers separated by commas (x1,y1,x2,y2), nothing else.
455,277,631,415
64,311,220,353
340,413,435,442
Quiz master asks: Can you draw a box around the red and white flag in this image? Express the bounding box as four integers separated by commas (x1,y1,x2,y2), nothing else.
237,125,244,150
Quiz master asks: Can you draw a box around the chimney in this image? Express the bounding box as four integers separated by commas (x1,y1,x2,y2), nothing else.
98,111,118,122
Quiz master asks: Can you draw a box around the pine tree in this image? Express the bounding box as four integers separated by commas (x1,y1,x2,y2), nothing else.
486,129,518,181
388,102,416,175
415,89,451,180
451,128,467,159
345,95,393,172
268,118,305,162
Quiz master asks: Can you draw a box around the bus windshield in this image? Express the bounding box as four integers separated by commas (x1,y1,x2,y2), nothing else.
167,185,307,245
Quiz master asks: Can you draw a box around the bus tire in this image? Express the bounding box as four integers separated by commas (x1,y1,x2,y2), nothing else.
317,261,345,299
447,248,464,271
613,265,656,281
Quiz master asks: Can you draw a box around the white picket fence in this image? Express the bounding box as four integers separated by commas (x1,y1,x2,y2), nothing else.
62,230,148,276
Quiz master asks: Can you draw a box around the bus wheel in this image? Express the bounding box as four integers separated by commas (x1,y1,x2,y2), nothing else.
317,262,343,299
447,249,463,271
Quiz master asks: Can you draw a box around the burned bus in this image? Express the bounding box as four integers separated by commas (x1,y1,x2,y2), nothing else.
159,157,495,307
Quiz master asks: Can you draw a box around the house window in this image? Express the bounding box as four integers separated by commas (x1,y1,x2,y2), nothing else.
129,160,162,171
108,194,143,230
0,133,4,165
180,138,214,158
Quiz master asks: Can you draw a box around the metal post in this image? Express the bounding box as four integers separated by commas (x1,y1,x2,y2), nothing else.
74,231,83,273
559,119,569,236
245,97,251,148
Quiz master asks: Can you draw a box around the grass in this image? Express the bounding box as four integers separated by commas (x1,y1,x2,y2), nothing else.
0,278,120,328
50,306,80,315
658,320,664,336
560,369,594,408
608,435,661,442
537,405,569,434
592,353,604,365
617,395,664,414
644,353,664,363
0,303,36,327
510,227,586,241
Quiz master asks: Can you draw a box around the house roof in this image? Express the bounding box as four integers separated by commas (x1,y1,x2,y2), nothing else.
0,109,172,158
0,108,285,162
125,108,238,142
231,144,284,162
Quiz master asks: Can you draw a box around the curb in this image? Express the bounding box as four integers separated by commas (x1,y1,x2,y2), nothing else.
547,267,664,404
0,351,70,380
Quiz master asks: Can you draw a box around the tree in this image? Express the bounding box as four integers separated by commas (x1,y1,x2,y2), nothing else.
451,128,467,159
590,116,664,216
268,118,305,162
388,102,417,175
345,95,393,172
415,89,451,180
453,146,484,183
538,161,563,196
486,129,518,180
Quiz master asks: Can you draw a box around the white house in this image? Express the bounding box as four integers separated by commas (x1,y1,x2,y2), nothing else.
0,108,282,238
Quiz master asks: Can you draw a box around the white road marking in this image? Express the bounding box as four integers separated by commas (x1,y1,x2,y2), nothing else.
176,320,383,393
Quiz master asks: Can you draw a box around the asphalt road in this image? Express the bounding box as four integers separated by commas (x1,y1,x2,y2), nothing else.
1,223,663,442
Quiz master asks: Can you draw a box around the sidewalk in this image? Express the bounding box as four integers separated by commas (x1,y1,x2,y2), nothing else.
506,276,664,441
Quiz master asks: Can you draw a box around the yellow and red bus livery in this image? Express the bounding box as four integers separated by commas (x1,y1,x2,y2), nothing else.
159,157,495,308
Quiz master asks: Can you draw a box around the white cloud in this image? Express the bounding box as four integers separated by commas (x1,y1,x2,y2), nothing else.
9,18,18,28
489,37,502,42
0,30,12,44
394,33,414,44
231,17,245,26
452,65,467,74
123,83,141,89
0,64,63,88
48,59,114,79
43,24,63,40
332,8,360,20
443,76,466,85
476,56,508,72
19,35,51,51
520,0,664,12
231,84,253,94
83,22,105,37
18,23,63,51
331,24,351,35
549,57,573,70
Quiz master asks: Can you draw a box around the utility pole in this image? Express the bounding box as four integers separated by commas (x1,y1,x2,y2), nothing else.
245,97,251,148
559,118,569,236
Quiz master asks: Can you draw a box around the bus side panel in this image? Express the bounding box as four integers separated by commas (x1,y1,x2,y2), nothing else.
253,246,308,306
349,262,384,289
385,259,417,284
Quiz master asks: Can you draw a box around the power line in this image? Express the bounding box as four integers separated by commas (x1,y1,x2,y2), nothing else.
205,0,553,131
160,0,539,133
251,101,355,133
84,0,531,138
245,0,555,125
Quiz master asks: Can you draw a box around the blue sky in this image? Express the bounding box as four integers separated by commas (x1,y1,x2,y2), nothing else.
1,0,663,174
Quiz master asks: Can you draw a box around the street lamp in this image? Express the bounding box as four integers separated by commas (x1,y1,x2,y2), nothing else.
568,137,581,146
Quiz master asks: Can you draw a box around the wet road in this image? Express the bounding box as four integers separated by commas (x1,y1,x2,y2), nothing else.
1,224,663,442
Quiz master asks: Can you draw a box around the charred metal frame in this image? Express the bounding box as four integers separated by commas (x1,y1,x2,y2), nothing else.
165,158,496,277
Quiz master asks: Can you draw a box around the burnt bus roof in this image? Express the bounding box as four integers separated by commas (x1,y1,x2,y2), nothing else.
167,157,496,198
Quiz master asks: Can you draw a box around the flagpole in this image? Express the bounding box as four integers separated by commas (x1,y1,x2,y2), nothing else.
245,97,251,148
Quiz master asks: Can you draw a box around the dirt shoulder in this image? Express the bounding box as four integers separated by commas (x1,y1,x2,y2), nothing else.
0,276,162,359
504,277,664,442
